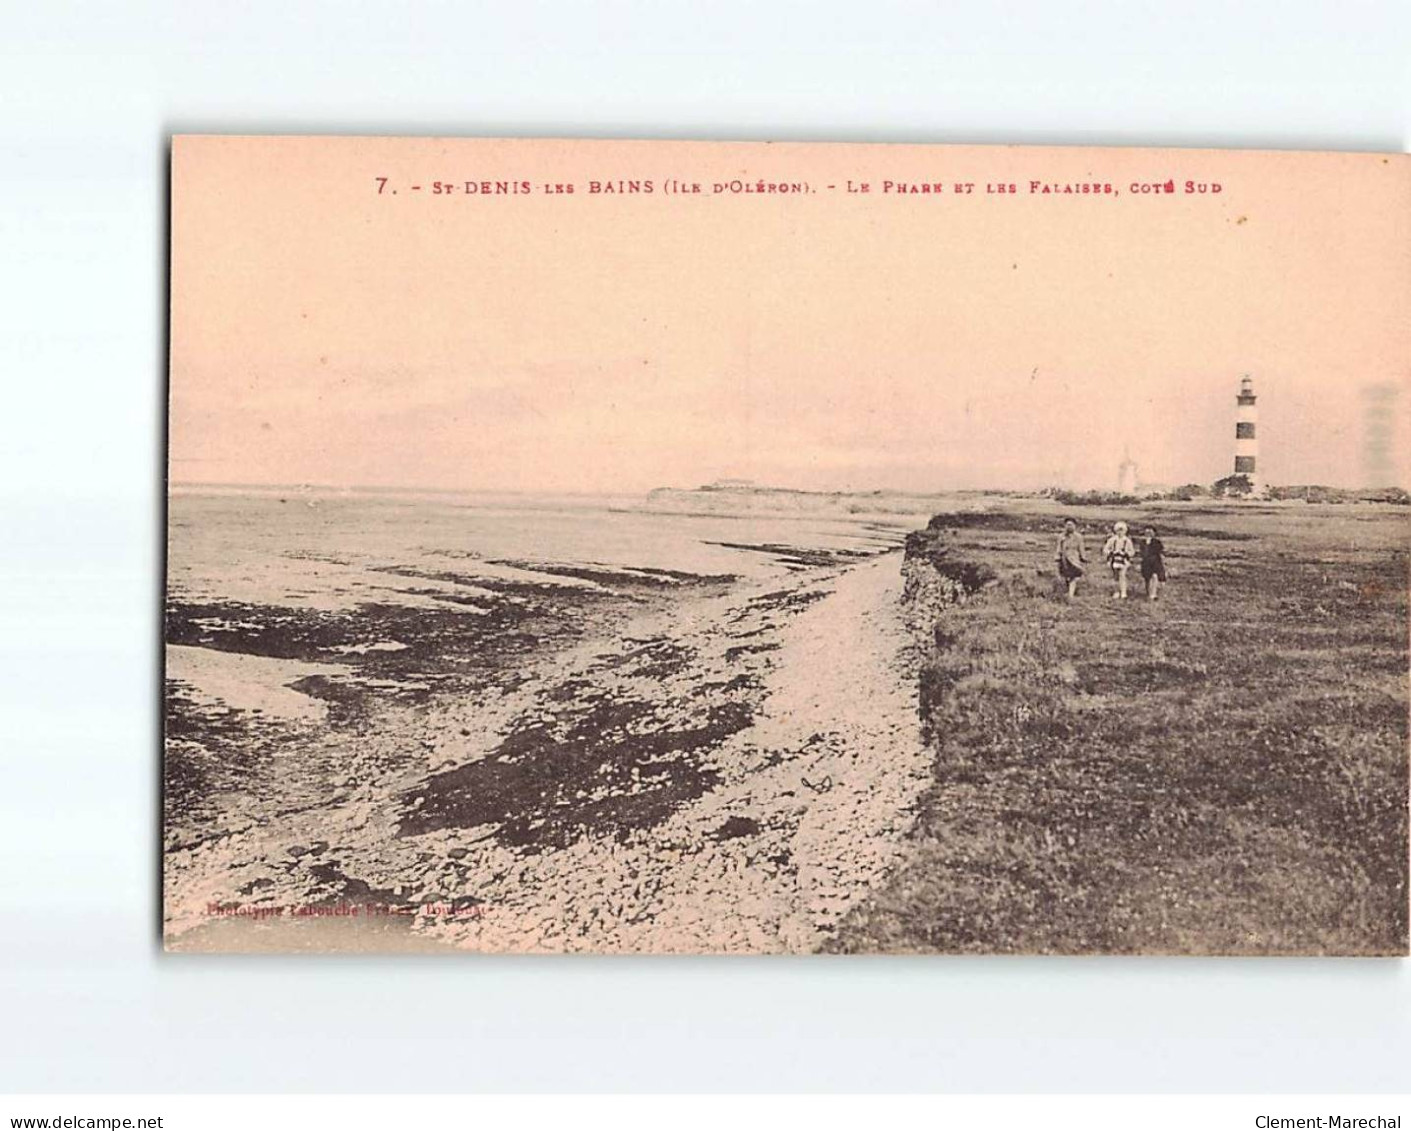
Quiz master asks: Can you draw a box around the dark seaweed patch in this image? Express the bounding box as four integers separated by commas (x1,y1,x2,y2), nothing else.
303,860,414,907
490,559,737,588
695,673,763,697
712,816,762,841
165,586,596,688
627,565,741,584
731,587,830,621
701,540,875,568
164,679,286,821
593,637,696,680
399,697,754,850
724,641,782,663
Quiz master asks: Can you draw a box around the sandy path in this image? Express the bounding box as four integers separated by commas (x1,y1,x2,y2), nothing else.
630,551,933,952
422,551,932,953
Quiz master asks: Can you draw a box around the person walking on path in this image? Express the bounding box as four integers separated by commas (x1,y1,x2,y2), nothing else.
1140,525,1167,601
1055,519,1088,600
1102,521,1137,599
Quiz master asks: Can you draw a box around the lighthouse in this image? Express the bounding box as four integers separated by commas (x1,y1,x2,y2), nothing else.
1117,450,1139,495
1234,375,1260,488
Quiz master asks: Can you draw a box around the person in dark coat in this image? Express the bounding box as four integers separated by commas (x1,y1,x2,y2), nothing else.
1140,526,1167,600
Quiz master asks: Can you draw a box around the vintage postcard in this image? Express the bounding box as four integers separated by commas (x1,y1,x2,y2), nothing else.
165,137,1409,954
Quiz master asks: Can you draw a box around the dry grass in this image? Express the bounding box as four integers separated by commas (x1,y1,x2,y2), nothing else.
833,502,1409,955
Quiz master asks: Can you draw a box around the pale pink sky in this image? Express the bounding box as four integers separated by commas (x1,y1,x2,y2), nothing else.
170,137,1410,492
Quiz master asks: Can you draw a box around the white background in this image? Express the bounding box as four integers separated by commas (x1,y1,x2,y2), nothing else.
1,0,1408,1094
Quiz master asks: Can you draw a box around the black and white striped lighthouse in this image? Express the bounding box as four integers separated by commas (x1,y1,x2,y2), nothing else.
1234,375,1259,486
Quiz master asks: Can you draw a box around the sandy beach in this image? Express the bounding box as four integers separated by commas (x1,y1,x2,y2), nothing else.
164,488,932,952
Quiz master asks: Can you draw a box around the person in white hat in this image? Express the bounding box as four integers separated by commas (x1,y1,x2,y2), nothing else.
1102,521,1136,599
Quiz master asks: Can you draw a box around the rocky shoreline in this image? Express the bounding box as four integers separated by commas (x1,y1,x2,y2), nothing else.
165,532,938,953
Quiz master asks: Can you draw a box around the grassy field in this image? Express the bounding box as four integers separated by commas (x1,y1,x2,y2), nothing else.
833,501,1409,955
